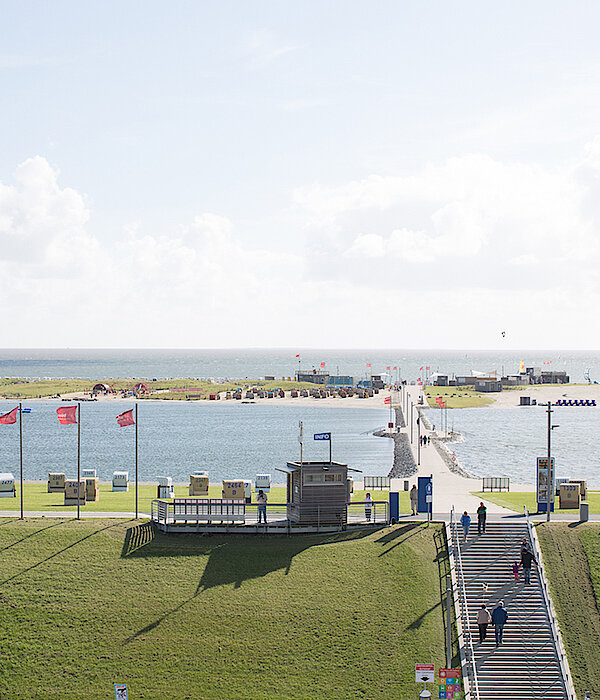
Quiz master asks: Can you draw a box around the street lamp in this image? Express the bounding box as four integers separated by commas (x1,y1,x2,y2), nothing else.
545,401,559,522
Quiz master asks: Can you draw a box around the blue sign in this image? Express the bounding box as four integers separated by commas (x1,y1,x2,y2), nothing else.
314,432,331,441
417,476,433,513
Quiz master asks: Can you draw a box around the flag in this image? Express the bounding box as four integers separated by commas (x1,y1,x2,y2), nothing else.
393,366,397,370
320,362,326,368
384,396,391,405
386,366,390,370
56,406,78,425
116,409,135,427
295,354,300,358
366,363,371,367
419,366,423,370
426,366,430,370
0,406,18,424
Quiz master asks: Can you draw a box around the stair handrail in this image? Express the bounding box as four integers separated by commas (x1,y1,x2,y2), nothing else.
523,506,578,700
448,507,480,699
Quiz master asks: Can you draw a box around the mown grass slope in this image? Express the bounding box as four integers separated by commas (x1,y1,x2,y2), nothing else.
537,523,600,698
0,519,446,700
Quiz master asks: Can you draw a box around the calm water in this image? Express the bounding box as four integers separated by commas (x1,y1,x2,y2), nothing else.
1,348,599,383
0,401,392,483
448,405,600,487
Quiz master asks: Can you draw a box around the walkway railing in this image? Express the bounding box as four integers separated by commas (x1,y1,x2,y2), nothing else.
523,507,577,700
448,507,480,700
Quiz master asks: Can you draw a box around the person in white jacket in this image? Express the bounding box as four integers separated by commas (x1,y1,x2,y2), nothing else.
477,603,492,643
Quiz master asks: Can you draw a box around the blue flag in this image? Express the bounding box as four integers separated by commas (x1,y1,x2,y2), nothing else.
314,432,331,441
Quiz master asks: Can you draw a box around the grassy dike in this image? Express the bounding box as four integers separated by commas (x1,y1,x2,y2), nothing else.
537,523,600,697
0,520,446,700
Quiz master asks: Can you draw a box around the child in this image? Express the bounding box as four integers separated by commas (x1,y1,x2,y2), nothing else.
512,561,519,580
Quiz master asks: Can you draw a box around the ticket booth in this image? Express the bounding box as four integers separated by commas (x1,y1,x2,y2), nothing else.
276,461,361,525
48,472,66,493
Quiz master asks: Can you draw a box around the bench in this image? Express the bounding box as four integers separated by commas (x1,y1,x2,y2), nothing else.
363,476,391,490
482,477,510,492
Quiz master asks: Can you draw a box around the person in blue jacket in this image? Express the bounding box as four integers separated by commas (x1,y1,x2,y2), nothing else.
491,600,508,646
460,511,471,540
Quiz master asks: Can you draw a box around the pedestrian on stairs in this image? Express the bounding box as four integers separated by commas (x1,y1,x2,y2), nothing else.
477,502,487,534
491,601,508,646
520,544,537,585
460,511,471,540
477,603,491,643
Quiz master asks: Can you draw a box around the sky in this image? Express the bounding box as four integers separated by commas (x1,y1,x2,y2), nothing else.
2,0,600,350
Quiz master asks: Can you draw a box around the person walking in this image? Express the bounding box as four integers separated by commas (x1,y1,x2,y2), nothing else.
477,603,492,643
364,492,373,522
256,489,268,524
520,542,537,585
410,485,418,516
491,601,508,646
460,511,471,540
477,502,487,535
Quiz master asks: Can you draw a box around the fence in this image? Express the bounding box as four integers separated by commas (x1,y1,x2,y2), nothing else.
481,477,510,492
363,476,391,490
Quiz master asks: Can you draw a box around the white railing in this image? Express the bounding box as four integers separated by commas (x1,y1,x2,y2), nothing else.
448,508,480,700
523,507,578,700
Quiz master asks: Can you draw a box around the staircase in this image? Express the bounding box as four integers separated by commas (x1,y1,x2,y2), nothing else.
450,520,571,699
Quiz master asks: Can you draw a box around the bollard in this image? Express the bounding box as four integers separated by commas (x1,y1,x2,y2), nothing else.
580,502,589,523
419,691,431,699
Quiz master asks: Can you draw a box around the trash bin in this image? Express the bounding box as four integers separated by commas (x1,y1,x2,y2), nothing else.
389,492,399,524
580,502,589,522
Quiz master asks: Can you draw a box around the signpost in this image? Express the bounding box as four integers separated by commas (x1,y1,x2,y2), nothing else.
114,684,128,699
536,457,555,513
416,663,435,683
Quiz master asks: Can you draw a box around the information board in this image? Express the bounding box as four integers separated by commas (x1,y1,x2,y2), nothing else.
114,684,128,700
536,457,555,512
438,668,462,699
416,663,435,683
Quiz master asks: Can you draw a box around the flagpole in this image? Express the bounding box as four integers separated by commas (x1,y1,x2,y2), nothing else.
135,403,138,519
77,403,81,521
329,434,332,464
19,402,23,520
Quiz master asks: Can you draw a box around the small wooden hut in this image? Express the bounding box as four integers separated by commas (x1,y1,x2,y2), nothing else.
276,461,360,526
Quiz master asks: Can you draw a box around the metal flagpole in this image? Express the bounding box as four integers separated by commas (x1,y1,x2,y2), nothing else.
417,411,421,466
329,434,332,464
19,402,23,520
135,403,139,519
77,403,81,521
299,421,303,464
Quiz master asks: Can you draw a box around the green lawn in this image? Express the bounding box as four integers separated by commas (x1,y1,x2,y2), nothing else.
472,491,600,514
0,519,447,699
537,524,600,697
424,386,494,409
0,483,404,515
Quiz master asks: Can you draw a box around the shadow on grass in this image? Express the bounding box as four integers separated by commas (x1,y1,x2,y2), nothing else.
0,520,128,586
0,520,64,552
122,526,376,643
376,524,422,556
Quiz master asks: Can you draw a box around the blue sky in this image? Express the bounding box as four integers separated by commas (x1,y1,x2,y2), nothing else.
2,1,600,348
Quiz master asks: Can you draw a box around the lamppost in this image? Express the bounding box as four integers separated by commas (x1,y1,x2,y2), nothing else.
545,401,559,522
410,402,414,443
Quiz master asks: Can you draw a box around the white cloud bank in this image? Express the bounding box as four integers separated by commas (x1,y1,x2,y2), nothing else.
1,144,600,349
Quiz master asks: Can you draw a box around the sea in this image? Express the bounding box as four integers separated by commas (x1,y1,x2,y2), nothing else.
0,349,599,487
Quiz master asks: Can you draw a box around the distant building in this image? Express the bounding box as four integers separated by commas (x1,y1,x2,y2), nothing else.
474,379,503,392
296,370,329,385
327,375,354,388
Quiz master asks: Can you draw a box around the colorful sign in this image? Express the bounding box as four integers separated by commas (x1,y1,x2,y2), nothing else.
438,668,462,698
114,684,128,700
415,663,435,683
536,457,555,512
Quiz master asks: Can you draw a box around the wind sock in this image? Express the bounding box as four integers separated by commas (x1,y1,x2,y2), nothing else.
56,406,78,424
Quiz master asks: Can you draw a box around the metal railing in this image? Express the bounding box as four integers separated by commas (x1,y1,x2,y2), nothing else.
448,507,480,700
363,476,391,490
150,499,389,528
481,477,510,492
523,507,577,700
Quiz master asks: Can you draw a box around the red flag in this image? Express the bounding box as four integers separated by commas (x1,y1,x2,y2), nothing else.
386,366,390,370
0,406,18,424
295,354,300,358
384,396,391,405
440,401,446,407
366,363,371,367
426,366,430,370
57,406,78,424
320,362,326,368
116,409,135,427
419,366,423,370
393,366,397,370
